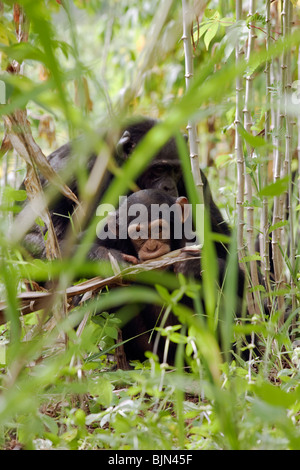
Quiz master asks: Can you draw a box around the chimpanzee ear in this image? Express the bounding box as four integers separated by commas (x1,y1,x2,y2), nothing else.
116,130,132,158
175,196,189,222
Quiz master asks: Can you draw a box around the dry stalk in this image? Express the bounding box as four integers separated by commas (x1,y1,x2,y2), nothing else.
2,6,61,262
2,5,77,342
0,246,201,324
2,6,78,261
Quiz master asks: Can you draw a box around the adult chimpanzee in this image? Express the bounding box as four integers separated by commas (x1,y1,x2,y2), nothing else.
95,189,245,366
21,117,230,261
115,118,231,259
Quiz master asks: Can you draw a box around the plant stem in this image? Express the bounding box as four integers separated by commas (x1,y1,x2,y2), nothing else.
298,45,300,210
182,0,204,206
283,0,296,315
243,0,260,312
235,0,245,259
261,0,272,309
271,0,286,319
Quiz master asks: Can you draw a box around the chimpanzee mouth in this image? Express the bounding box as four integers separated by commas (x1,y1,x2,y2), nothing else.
139,244,171,262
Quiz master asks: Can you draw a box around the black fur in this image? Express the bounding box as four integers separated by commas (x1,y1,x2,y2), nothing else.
21,117,230,261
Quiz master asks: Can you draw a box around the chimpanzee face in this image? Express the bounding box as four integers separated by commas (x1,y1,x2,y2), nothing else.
136,162,182,198
100,190,190,262
121,190,189,262
116,120,184,198
128,217,172,262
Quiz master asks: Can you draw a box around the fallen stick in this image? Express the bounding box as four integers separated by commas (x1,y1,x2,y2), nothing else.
0,246,201,325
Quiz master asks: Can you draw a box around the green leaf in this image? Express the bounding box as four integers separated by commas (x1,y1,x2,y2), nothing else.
0,43,46,63
169,332,187,344
238,125,268,148
259,175,289,197
240,254,261,263
268,220,289,233
2,187,27,203
198,22,212,39
88,378,113,408
104,326,118,340
155,284,171,303
252,382,300,409
204,21,219,50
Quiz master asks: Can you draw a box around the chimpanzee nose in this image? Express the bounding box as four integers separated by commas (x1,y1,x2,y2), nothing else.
163,184,178,196
147,239,159,252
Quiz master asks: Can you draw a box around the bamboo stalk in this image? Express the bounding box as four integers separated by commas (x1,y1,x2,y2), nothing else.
283,0,296,314
271,0,286,318
243,0,260,309
181,0,204,206
298,46,300,209
235,0,254,319
235,1,256,317
261,0,272,308
235,0,245,260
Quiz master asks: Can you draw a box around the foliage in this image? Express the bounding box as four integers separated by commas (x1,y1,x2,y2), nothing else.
0,0,299,450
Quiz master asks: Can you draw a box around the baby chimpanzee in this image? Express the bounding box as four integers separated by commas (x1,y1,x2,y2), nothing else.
92,189,245,366
89,188,193,266
91,189,194,365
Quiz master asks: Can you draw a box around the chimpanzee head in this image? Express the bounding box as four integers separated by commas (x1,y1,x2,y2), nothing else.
116,118,186,197
106,189,191,262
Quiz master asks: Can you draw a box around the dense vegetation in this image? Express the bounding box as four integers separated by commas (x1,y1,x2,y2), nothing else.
0,0,300,450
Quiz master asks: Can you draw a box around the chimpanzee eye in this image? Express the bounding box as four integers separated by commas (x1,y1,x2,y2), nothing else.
151,167,163,177
173,167,181,182
128,223,148,240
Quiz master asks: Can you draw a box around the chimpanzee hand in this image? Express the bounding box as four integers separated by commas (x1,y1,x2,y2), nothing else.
122,253,139,265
